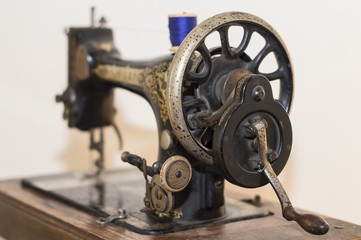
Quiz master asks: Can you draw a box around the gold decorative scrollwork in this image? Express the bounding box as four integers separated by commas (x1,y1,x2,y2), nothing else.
138,62,172,125
93,62,171,125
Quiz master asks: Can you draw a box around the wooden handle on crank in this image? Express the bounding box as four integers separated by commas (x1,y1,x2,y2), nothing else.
283,206,329,235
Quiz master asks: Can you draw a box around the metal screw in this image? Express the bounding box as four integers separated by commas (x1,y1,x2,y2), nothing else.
214,180,223,189
117,209,127,218
99,16,107,27
152,162,162,174
252,86,265,101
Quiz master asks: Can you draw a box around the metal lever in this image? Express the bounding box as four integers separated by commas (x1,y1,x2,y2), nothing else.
96,209,127,226
251,120,329,235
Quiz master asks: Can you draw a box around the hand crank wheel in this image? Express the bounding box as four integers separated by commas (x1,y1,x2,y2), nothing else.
167,12,293,165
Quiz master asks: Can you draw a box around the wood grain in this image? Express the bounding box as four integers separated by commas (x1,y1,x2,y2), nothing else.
0,179,360,240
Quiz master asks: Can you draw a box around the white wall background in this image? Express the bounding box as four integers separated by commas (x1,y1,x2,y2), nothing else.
1,0,361,226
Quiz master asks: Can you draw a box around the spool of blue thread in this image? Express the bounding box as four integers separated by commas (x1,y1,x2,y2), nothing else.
168,13,197,51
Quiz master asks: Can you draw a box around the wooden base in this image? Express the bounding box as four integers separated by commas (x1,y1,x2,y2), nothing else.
0,179,360,240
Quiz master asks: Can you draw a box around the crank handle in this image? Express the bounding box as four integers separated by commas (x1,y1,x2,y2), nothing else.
252,120,329,235
121,151,159,177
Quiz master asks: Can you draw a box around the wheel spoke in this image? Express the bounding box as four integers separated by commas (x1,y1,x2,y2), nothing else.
185,68,210,84
262,68,284,80
234,26,253,56
197,43,212,73
218,27,233,58
185,43,211,84
250,42,274,71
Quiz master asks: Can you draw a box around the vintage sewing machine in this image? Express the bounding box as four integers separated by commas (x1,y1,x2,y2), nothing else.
22,8,330,236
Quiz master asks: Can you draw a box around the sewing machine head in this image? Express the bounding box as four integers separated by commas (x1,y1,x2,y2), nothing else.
52,8,329,235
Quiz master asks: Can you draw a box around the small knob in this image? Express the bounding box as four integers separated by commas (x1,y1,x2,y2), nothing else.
55,94,63,103
121,151,143,167
55,93,69,119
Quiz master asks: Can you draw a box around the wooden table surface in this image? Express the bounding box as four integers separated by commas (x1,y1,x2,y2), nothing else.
0,179,360,240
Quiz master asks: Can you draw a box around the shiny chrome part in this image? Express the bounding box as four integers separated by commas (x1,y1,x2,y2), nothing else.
96,209,127,226
252,120,329,235
167,12,293,166
160,155,192,192
160,130,174,150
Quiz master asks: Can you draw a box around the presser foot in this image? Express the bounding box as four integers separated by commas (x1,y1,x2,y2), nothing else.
252,120,329,235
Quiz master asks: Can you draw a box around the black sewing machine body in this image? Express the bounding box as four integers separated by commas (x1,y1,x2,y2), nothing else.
23,10,329,236
51,23,244,229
